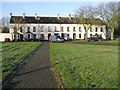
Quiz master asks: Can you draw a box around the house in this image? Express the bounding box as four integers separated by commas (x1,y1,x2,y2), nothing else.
9,13,107,41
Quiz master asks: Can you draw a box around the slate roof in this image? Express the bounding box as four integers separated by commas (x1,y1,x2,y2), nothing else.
10,16,105,25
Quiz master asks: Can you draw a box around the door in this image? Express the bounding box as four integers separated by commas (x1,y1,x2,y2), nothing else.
61,33,64,39
48,33,51,40
73,33,76,40
20,34,23,41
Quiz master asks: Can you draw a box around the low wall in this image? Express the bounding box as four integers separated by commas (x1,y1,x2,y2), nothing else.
0,33,12,42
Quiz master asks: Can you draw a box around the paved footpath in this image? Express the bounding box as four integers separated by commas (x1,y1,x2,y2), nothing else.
6,42,58,88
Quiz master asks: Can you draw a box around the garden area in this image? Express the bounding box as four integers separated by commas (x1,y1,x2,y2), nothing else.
1,42,42,83
50,43,118,88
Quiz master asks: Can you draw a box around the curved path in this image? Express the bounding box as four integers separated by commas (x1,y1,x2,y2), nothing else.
5,42,58,88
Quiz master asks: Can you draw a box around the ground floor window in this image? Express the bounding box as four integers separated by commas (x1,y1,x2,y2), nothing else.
90,34,92,37
33,34,36,39
73,33,76,40
79,34,81,38
67,34,69,37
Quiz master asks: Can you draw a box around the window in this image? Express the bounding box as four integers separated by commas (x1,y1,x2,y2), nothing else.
61,27,64,32
90,27,92,32
54,26,57,31
33,27,36,32
95,27,98,32
101,27,103,32
33,34,36,39
27,27,30,32
79,27,81,32
20,27,22,32
14,27,16,31
73,27,75,32
79,34,81,38
90,34,92,37
67,34,69,37
67,27,69,32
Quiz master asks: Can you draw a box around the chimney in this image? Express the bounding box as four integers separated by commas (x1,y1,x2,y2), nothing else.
10,13,12,17
23,13,25,19
35,13,37,19
57,14,60,20
69,14,71,20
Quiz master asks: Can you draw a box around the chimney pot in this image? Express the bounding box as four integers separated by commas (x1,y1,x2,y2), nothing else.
10,13,12,17
23,13,25,19
57,14,60,20
69,14,71,20
35,13,37,19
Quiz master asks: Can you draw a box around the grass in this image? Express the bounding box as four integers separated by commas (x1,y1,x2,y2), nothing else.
50,43,118,88
2,42,42,81
72,40,118,46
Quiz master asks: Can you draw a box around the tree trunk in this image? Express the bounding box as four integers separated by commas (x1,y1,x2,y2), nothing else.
15,34,17,42
110,32,114,40
110,28,114,40
84,32,87,40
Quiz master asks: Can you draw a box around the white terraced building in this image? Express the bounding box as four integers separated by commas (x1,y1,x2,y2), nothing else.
9,13,107,41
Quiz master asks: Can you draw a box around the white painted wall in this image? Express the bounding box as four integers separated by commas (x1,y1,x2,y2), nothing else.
0,33,12,42
10,23,107,40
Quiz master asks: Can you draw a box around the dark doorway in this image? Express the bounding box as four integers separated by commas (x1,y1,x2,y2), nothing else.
40,34,44,41
33,34,36,41
73,33,76,40
20,34,23,41
48,33,51,40
28,34,30,39
61,33,64,39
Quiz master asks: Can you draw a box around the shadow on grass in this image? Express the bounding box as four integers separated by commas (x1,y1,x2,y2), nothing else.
52,52,104,67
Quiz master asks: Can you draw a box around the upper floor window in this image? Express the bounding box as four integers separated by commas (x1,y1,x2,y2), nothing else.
61,27,64,32
54,26,57,31
101,27,103,32
67,27,70,32
27,27,30,32
20,27,22,32
73,27,75,32
90,27,92,32
48,26,51,32
79,27,81,32
95,27,98,32
33,27,36,32
14,27,16,33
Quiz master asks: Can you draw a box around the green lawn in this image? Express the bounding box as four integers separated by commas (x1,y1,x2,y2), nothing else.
2,42,42,81
72,40,118,46
50,43,118,88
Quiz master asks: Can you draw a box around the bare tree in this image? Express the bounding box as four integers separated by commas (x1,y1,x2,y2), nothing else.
96,2,118,40
74,5,95,40
12,17,26,42
0,17,10,33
